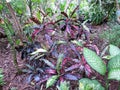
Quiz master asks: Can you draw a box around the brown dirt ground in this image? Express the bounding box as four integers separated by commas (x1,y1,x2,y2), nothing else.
0,39,34,90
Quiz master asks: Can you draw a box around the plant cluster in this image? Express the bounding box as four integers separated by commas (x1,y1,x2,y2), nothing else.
0,0,120,90
19,8,95,89
17,6,120,90
85,0,116,25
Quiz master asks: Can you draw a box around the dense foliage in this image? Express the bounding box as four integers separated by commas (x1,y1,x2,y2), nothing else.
0,0,120,90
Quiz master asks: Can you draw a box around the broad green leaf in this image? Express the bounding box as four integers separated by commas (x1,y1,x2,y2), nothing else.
79,78,105,90
79,78,92,90
57,81,69,90
108,69,120,81
0,4,3,12
109,44,120,57
108,54,120,71
46,75,58,88
83,48,106,75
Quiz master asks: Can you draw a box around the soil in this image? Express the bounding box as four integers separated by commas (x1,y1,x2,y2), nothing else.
0,24,119,90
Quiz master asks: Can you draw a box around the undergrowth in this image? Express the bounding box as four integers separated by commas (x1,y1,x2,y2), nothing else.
100,23,120,47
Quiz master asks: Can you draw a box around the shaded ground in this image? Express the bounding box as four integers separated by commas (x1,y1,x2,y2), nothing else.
0,24,119,90
0,39,34,90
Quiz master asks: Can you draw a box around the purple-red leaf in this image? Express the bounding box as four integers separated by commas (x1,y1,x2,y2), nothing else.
45,34,53,46
32,29,40,39
84,64,92,77
71,25,79,31
65,64,80,72
45,68,57,74
64,74,78,80
62,57,71,66
66,25,71,34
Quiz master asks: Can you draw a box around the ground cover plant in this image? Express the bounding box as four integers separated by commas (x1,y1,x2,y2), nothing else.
100,23,120,47
0,0,120,90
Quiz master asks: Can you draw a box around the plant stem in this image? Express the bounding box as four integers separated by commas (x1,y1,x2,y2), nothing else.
105,75,109,90
11,45,21,73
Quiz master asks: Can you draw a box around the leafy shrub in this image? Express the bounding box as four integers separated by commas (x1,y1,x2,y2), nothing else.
79,78,105,90
100,24,120,47
0,69,4,86
107,45,120,80
85,0,116,25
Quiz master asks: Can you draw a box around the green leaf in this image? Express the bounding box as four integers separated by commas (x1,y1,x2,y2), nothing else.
79,78,92,90
15,39,21,45
108,69,120,81
108,54,120,71
57,81,69,90
56,53,64,73
83,48,106,75
79,78,105,90
41,59,55,69
31,48,47,55
56,40,66,45
109,44,120,57
0,4,3,12
46,75,59,88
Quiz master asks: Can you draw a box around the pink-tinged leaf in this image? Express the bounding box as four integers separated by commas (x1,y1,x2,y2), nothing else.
32,29,40,39
66,25,71,34
65,64,80,72
59,76,64,82
47,29,54,33
71,25,79,31
72,59,80,63
70,29,75,38
84,64,92,77
45,68,57,74
45,34,53,46
93,45,100,55
61,12,68,18
62,57,71,66
64,74,78,80
70,44,80,59
82,55,86,64
86,44,100,55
